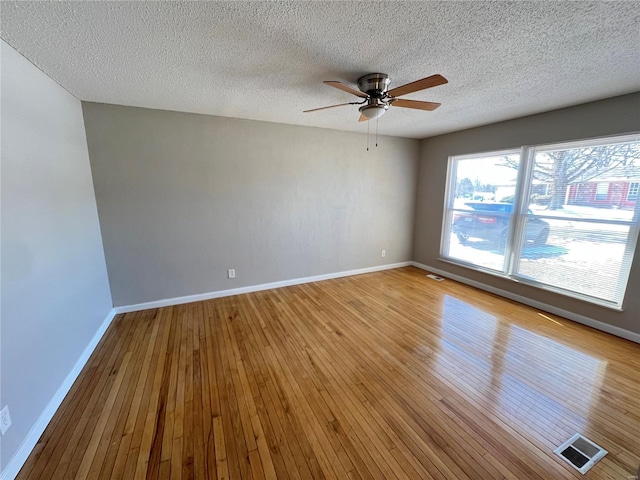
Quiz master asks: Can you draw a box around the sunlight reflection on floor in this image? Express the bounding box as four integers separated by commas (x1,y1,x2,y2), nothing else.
435,295,606,436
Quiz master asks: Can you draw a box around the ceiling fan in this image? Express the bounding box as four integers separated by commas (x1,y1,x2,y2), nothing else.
304,73,448,122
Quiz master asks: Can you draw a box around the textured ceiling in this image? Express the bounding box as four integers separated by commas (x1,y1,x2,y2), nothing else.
1,1,639,139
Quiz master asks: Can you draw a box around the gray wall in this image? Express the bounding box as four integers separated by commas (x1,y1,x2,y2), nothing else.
0,41,113,472
414,92,640,335
82,103,420,307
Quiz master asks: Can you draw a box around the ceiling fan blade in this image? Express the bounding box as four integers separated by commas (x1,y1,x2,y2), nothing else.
358,114,368,122
387,74,448,98
324,81,368,98
303,103,353,113
391,99,441,111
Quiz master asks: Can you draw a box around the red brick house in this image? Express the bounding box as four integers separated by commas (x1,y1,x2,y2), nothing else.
566,168,639,209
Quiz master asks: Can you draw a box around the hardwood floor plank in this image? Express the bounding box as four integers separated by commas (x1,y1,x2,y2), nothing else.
216,299,250,480
213,416,229,480
250,414,278,480
143,307,178,480
159,307,181,466
17,267,640,479
170,436,183,480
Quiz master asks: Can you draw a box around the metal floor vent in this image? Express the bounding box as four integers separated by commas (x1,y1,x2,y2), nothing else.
426,274,444,281
554,433,607,474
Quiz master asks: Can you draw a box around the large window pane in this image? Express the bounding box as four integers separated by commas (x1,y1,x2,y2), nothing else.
442,152,520,272
515,140,640,305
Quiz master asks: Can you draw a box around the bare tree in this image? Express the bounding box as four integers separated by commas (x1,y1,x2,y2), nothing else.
456,177,474,198
501,143,640,209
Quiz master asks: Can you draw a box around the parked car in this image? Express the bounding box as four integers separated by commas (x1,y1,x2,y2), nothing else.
452,202,550,248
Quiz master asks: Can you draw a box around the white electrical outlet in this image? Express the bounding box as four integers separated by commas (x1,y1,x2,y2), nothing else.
381,250,386,258
1,405,11,435
228,269,236,279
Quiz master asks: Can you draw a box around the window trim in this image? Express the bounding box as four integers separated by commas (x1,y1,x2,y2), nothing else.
439,132,640,310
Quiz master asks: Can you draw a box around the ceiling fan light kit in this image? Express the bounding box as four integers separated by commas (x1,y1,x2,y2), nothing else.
304,72,447,123
359,101,389,120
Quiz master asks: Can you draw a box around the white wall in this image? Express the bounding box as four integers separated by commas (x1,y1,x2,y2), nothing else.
82,103,420,307
0,41,113,476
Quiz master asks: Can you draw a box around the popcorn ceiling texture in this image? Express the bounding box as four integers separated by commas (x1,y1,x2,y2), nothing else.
1,1,638,139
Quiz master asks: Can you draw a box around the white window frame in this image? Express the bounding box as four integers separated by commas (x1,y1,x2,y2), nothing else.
440,133,640,310
628,182,639,201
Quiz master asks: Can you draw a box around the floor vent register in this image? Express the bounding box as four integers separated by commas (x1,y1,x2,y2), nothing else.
426,274,444,281
554,433,607,474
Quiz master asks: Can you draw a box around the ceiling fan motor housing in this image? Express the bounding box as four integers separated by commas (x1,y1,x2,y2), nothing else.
357,73,390,99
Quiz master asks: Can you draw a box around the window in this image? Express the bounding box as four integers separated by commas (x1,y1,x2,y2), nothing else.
441,134,640,308
444,150,521,272
595,183,609,201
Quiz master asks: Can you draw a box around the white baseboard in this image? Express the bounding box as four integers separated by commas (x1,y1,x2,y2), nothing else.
1,308,117,480
114,262,412,314
411,262,640,344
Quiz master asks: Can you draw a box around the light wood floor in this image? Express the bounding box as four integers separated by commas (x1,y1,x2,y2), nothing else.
18,267,640,479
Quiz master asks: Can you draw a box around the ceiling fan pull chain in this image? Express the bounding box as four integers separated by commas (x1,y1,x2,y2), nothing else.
367,119,370,151
376,117,379,147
